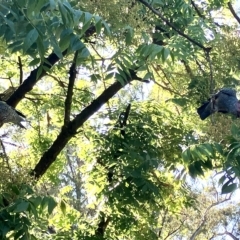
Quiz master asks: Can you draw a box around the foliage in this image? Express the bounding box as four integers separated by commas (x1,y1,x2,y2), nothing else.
0,0,239,239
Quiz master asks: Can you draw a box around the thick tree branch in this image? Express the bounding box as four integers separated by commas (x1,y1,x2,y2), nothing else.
6,50,67,108
64,52,78,126
6,26,96,108
32,77,135,179
137,0,211,51
228,2,240,24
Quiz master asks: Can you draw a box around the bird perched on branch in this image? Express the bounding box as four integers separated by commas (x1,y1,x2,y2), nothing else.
0,101,26,128
197,88,240,120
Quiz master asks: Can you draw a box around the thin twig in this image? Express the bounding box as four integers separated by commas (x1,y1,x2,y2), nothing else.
152,79,182,96
181,60,194,79
159,208,168,238
191,0,205,19
137,0,211,51
18,56,23,85
164,220,185,240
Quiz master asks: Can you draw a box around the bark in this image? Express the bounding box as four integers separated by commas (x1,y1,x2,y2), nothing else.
32,79,133,179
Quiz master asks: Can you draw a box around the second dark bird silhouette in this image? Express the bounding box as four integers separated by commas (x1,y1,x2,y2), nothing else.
197,88,240,120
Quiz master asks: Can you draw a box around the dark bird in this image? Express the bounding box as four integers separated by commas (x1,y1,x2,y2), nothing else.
0,101,26,128
197,88,240,120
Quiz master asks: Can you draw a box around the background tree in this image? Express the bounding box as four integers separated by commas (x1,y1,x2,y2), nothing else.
0,0,240,239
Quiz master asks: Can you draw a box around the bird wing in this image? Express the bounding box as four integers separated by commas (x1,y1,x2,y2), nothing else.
217,88,236,98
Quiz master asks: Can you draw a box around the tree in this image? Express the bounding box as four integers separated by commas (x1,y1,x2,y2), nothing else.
0,0,240,239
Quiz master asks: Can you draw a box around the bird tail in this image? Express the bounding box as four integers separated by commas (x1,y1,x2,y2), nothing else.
17,122,26,129
16,113,26,129
197,101,212,120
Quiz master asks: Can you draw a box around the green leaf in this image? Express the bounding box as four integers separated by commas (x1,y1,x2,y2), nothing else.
182,148,191,163
36,66,43,79
221,182,237,194
118,69,128,81
23,28,39,52
115,73,126,86
37,37,46,60
170,98,188,107
102,20,111,36
125,26,134,45
143,72,152,80
188,164,197,178
137,65,148,71
60,200,66,215
17,0,27,7
13,201,29,212
105,72,114,80
231,123,240,140
29,202,38,218
70,35,85,51
226,143,240,162
51,36,63,59
218,175,226,185
10,185,20,195
81,12,93,34
14,229,25,239
29,58,40,66
58,2,68,26
94,16,102,34
4,18,15,33
0,4,19,20
48,197,57,215
79,47,90,59
214,143,223,155
162,48,170,62
201,159,213,169
193,161,204,176
34,0,48,13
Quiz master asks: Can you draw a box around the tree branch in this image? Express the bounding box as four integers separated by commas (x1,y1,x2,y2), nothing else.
189,194,232,240
118,103,131,137
32,77,135,179
96,216,111,236
6,50,67,108
228,2,240,25
164,220,185,240
18,56,23,85
191,0,205,19
6,25,96,108
216,230,239,240
137,0,211,51
64,52,78,126
158,208,168,238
